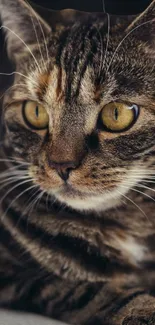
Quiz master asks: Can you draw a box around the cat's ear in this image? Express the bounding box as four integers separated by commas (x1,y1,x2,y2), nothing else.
0,0,51,61
126,0,155,49
33,5,92,29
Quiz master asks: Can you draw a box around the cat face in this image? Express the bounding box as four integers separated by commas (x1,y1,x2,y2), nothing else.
1,0,155,212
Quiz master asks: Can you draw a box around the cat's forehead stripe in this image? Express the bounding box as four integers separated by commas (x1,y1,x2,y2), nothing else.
34,66,96,105
36,73,50,101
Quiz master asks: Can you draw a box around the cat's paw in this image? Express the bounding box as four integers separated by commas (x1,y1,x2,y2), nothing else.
122,311,155,325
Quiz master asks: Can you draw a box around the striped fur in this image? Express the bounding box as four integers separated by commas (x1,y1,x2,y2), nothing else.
0,0,155,324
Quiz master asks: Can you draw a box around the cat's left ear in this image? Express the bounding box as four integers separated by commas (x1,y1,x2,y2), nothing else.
126,0,155,49
0,0,51,61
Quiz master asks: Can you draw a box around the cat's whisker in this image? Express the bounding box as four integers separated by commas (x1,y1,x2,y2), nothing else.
12,187,39,230
26,189,45,217
0,158,30,164
0,178,33,209
0,174,30,185
123,181,155,195
102,13,110,72
128,171,155,176
106,18,155,75
0,165,29,178
0,163,29,175
35,190,46,211
0,25,41,73
116,189,148,219
24,188,41,215
0,71,37,85
119,183,155,203
0,162,29,171
28,12,47,71
1,183,38,221
25,0,50,65
0,175,32,198
94,26,104,77
102,0,106,13
46,192,50,212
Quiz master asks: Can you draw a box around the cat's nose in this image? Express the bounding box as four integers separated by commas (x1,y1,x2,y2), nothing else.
48,160,78,182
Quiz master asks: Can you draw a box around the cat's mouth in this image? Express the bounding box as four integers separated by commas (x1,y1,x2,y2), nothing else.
47,182,121,212
54,183,89,198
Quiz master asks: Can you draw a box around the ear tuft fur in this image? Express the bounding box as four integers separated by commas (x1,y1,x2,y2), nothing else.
126,0,155,49
0,0,51,61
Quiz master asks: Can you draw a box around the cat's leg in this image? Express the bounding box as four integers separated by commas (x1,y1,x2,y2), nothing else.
106,292,155,325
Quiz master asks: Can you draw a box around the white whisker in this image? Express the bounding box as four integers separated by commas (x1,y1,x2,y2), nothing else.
116,189,148,219
0,25,41,72
120,183,155,203
106,18,155,75
1,184,37,221
102,13,110,71
24,187,41,215
0,71,37,85
28,12,46,71
0,178,33,207
102,0,106,13
25,0,50,65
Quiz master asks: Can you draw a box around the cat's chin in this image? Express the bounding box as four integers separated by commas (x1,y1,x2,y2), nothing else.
51,185,123,212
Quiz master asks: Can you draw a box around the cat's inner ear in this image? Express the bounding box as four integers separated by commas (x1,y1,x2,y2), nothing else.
0,0,51,61
126,0,155,49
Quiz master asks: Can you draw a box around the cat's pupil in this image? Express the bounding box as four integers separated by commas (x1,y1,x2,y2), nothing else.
114,107,119,121
35,106,39,118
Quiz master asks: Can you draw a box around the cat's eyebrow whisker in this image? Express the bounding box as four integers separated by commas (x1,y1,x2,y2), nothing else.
0,71,37,85
0,25,41,73
106,18,155,75
102,0,106,13
94,26,104,77
25,0,50,66
102,13,110,72
28,11,47,71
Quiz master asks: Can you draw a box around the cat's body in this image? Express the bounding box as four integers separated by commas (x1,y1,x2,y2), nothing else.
0,0,155,324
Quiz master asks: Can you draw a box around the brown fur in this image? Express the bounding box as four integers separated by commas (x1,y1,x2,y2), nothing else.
1,0,155,324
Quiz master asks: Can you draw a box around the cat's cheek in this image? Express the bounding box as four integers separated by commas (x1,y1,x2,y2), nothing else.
29,164,64,193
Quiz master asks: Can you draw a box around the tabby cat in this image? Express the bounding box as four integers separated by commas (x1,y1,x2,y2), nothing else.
0,0,155,324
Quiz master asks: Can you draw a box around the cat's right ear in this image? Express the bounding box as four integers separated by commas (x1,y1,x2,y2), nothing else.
0,0,51,61
126,0,155,51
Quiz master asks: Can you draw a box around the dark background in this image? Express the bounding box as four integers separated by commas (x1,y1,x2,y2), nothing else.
32,0,152,14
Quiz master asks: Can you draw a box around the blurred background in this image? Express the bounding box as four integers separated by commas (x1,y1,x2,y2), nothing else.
31,0,152,14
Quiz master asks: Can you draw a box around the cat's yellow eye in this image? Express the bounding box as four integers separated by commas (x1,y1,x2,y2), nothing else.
22,101,49,130
101,102,139,132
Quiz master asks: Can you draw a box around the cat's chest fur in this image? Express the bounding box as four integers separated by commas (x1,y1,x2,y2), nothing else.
0,188,154,287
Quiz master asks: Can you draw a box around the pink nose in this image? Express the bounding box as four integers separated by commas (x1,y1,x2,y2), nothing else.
48,160,78,181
